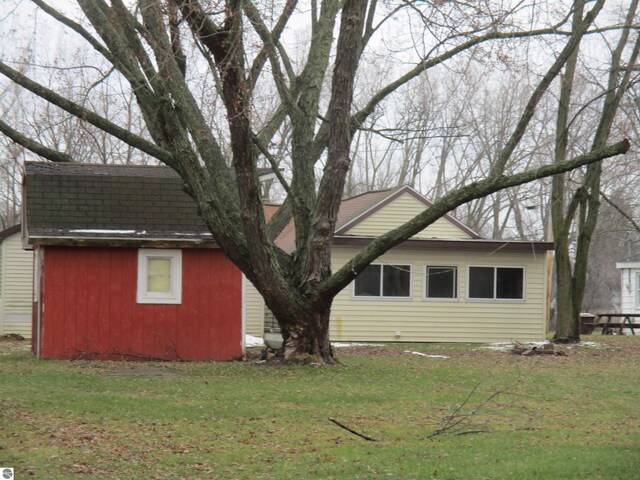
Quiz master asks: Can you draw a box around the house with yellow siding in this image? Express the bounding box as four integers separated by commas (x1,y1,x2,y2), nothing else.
0,225,33,338
245,186,553,343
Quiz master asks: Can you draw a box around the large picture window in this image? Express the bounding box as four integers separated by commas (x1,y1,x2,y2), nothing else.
425,266,457,299
354,264,411,298
137,249,182,304
468,266,524,300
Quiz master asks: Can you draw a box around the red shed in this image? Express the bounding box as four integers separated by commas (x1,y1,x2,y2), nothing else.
23,162,245,361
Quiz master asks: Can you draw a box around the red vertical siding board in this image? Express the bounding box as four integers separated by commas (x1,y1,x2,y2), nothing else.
65,248,79,357
121,249,139,357
77,248,97,353
194,250,210,360
96,249,111,355
149,304,162,358
210,251,241,360
210,253,225,359
204,252,218,360
65,251,86,356
113,249,127,356
107,250,119,356
43,248,61,357
178,252,196,360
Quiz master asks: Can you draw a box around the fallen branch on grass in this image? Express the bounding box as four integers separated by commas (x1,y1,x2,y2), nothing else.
426,369,535,439
454,429,492,436
328,417,377,442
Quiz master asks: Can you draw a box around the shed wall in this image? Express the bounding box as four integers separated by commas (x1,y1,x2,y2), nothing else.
0,232,33,338
38,246,242,360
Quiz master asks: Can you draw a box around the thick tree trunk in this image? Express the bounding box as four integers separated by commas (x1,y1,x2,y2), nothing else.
553,240,580,341
280,307,335,364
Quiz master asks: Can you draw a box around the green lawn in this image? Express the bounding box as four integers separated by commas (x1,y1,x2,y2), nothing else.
1,336,639,479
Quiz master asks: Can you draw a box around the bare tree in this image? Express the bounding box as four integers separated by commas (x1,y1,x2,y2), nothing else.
0,0,630,362
552,0,639,341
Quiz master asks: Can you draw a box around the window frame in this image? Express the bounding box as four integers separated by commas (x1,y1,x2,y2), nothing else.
353,263,413,299
137,249,182,304
467,265,525,301
424,265,458,300
636,272,640,308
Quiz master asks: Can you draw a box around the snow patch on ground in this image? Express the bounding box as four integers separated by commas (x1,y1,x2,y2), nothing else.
478,340,610,352
332,342,384,348
245,337,388,349
478,340,550,352
245,335,265,347
404,351,449,359
572,341,609,349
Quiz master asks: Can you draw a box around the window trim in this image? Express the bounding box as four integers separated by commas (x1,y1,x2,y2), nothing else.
137,249,182,304
636,272,640,308
467,265,525,301
352,263,413,299
424,265,458,300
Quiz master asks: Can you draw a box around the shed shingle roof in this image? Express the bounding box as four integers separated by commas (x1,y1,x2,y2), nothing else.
24,162,212,243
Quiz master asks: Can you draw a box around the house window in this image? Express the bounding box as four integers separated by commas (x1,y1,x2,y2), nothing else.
137,249,182,304
425,266,457,299
468,266,524,300
354,264,411,298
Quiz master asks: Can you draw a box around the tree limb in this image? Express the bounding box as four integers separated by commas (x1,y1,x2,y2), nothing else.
0,119,74,163
600,190,640,235
0,61,174,165
245,0,298,90
30,0,114,62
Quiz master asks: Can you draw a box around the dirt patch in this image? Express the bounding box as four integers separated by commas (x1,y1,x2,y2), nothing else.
105,366,182,377
0,337,31,355
334,346,406,356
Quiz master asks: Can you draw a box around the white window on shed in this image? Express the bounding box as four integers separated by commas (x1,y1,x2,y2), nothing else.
137,249,182,304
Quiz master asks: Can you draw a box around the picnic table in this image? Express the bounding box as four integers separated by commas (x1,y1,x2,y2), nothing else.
581,313,640,335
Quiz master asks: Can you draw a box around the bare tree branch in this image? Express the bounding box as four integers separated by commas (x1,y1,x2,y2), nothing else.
0,61,174,164
0,118,74,163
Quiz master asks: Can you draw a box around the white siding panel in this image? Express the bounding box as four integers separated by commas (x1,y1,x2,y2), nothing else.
619,268,640,312
0,232,33,338
346,193,471,239
244,276,265,336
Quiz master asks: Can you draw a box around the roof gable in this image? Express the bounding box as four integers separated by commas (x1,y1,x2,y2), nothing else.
336,186,480,239
273,186,481,253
